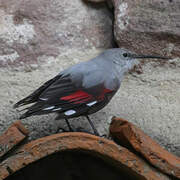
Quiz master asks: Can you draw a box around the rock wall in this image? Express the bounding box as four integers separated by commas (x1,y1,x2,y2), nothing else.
0,0,113,67
112,0,180,57
0,0,180,157
1,0,180,67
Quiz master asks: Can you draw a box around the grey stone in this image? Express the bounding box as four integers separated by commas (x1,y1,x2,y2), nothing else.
0,0,113,67
84,0,106,2
112,0,180,57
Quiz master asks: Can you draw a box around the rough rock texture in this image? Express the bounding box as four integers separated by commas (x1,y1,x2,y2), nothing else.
84,0,106,2
112,0,180,57
0,50,179,157
0,0,113,67
0,121,28,158
0,133,170,180
0,0,180,158
110,117,180,179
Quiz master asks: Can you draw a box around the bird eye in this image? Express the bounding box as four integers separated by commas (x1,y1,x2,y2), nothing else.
123,53,128,57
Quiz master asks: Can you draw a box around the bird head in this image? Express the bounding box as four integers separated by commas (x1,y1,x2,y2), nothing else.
104,48,169,74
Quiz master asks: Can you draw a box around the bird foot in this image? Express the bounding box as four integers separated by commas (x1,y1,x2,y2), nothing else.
56,127,71,133
76,127,102,137
56,127,103,137
100,134,108,138
76,127,90,133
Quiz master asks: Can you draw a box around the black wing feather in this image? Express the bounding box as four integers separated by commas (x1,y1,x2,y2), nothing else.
13,75,60,108
16,73,112,119
18,74,93,119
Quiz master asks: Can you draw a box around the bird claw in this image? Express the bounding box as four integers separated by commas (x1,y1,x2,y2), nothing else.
76,127,89,133
56,127,68,133
100,134,108,138
76,127,101,137
56,126,103,137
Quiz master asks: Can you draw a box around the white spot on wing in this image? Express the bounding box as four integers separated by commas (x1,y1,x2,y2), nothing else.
43,106,55,110
52,107,62,111
40,98,48,101
64,110,76,116
87,101,97,107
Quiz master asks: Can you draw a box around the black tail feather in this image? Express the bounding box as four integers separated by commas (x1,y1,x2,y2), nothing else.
13,75,60,109
19,101,45,119
13,96,35,108
19,113,29,119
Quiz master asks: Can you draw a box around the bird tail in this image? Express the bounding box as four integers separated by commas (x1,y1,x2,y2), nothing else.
19,102,46,119
13,75,60,108
19,112,31,119
13,96,35,109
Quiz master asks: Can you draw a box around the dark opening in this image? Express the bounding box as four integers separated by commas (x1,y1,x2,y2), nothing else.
5,151,139,180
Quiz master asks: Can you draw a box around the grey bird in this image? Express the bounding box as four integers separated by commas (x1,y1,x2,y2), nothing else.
13,48,168,135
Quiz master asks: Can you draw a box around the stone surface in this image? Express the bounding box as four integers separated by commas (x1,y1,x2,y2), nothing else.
112,0,180,57
84,0,106,2
0,132,170,180
0,50,180,157
110,117,180,179
0,0,113,67
0,121,29,158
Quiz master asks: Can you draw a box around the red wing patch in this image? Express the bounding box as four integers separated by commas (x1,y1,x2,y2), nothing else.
60,90,93,104
60,88,113,104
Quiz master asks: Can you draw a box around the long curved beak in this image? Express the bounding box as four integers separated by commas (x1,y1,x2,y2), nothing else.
131,54,169,60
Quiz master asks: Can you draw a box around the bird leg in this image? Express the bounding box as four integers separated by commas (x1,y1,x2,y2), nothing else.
56,118,74,133
64,118,74,132
85,115,99,136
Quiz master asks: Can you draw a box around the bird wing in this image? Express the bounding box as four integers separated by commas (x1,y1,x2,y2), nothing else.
19,64,117,119
13,75,60,108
